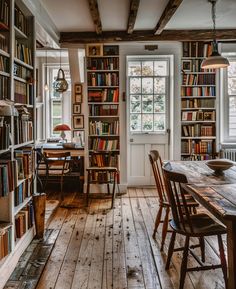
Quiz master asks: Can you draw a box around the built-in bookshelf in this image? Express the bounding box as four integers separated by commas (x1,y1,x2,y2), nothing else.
181,41,217,160
0,0,35,287
86,45,120,183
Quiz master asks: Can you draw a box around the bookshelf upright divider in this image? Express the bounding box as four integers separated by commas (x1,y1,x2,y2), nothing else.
0,1,35,287
181,41,217,160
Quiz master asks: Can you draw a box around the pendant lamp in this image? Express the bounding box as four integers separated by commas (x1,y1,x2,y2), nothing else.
54,50,68,93
44,49,49,91
201,0,229,69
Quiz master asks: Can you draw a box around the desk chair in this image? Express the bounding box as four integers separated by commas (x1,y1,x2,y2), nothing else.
163,165,227,289
86,151,118,209
37,151,71,200
148,150,198,251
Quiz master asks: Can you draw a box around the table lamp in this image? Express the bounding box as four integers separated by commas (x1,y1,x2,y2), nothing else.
53,124,71,142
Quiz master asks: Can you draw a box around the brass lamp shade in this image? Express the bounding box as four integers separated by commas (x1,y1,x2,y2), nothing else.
201,42,229,69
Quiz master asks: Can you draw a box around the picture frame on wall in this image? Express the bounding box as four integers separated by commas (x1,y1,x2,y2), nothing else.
75,83,82,94
73,104,81,114
73,115,84,129
182,59,192,72
86,44,103,57
74,94,83,103
103,45,119,56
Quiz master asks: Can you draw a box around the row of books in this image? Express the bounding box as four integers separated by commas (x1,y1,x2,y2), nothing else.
14,5,28,36
89,139,119,151
88,72,119,87
14,178,31,206
182,124,215,137
88,171,117,183
0,225,11,261
0,159,18,196
181,155,214,161
0,119,10,149
183,42,212,58
87,57,119,71
90,154,119,167
88,88,119,102
14,63,32,80
181,139,215,154
15,202,34,239
89,120,119,135
0,55,9,72
14,146,34,180
0,75,9,99
182,74,215,85
0,0,9,28
89,104,118,116
181,86,216,97
14,80,34,105
181,98,215,109
182,110,215,121
14,117,33,145
0,33,8,53
15,40,32,65
182,59,215,73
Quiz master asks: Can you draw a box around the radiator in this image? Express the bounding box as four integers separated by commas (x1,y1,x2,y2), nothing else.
221,149,236,161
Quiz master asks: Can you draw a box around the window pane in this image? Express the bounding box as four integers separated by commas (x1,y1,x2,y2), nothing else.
142,61,154,76
52,118,62,129
154,95,165,112
154,61,167,76
142,114,153,131
142,78,153,94
229,96,236,136
154,114,165,131
130,77,141,93
131,101,141,113
52,102,62,117
130,95,141,102
128,62,141,76
154,77,166,94
228,78,236,95
228,62,236,77
130,114,141,131
142,95,153,113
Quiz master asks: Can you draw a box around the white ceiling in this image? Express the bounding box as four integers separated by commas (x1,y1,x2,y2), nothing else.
39,0,236,33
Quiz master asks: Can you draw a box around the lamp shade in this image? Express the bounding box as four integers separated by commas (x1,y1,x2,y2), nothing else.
54,68,68,93
201,53,230,69
54,124,71,131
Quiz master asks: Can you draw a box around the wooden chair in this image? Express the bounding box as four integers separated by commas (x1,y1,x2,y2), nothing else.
86,151,118,209
37,151,71,200
148,150,198,251
163,165,227,289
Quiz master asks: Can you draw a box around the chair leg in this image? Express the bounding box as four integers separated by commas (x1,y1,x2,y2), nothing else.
199,237,205,263
161,207,170,251
107,183,110,194
217,234,228,287
111,173,116,209
152,205,163,238
60,175,64,201
179,236,189,289
165,231,176,270
86,172,90,207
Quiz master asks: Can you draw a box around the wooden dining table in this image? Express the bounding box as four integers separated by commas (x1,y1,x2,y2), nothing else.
168,160,236,289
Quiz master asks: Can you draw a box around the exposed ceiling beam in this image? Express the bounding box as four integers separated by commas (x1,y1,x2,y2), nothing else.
154,0,183,35
60,29,236,44
87,0,102,35
127,0,140,34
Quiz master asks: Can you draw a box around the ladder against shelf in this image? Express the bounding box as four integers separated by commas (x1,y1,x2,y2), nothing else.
181,41,217,161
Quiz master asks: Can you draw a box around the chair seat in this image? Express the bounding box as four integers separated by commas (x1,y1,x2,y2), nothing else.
87,166,117,172
170,213,226,237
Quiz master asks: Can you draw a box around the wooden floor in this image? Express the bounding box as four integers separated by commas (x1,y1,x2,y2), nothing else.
35,188,226,289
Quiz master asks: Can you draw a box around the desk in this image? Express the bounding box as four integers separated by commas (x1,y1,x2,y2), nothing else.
169,160,236,289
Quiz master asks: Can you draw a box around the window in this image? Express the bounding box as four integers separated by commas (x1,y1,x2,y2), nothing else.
222,58,236,143
127,58,169,133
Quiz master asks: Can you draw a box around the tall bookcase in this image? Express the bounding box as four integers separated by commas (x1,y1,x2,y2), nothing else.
0,1,35,287
181,41,217,161
86,44,120,185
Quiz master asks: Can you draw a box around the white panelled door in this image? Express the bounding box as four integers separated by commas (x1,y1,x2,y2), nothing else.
127,56,171,186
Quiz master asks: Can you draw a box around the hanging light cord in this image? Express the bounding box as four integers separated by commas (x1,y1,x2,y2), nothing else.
211,0,216,40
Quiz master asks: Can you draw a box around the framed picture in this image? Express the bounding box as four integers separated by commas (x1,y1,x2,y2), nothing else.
86,44,103,57
204,111,215,121
73,115,84,129
73,104,81,114
103,45,119,56
73,130,85,144
74,94,83,103
182,60,192,72
75,83,82,94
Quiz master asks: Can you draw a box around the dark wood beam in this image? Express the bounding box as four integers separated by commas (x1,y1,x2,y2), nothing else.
154,0,183,35
87,0,102,35
60,29,236,44
127,0,140,34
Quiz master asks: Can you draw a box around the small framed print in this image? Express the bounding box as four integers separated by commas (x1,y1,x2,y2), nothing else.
75,83,82,94
204,111,215,121
74,94,83,103
103,45,119,56
73,104,81,114
86,44,103,57
182,60,192,72
73,115,84,129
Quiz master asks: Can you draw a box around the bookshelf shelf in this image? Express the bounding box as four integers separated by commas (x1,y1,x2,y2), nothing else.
14,140,34,149
181,41,217,161
14,196,32,216
87,69,119,72
0,148,10,155
0,48,10,58
13,75,27,83
89,115,119,118
88,102,119,105
14,26,27,39
14,58,33,70
0,71,10,77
